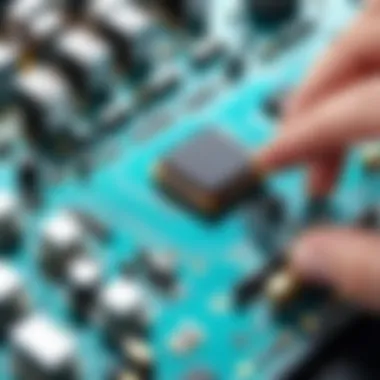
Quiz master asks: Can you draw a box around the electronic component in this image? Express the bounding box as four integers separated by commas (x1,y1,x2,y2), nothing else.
54,27,113,103
7,0,51,37
157,129,260,216
143,251,176,292
192,39,225,68
0,263,27,331
98,279,149,341
69,209,112,242
122,338,154,378
0,42,18,107
264,268,301,306
0,191,22,249
157,0,210,34
18,156,41,206
11,314,78,380
15,66,76,149
25,10,64,57
0,2,368,379
234,254,286,307
98,99,133,132
248,0,299,27
65,256,101,315
141,65,181,104
95,3,155,76
40,212,85,278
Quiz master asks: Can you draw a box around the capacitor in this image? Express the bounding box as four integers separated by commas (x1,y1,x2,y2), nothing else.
143,251,176,292
15,65,76,149
98,279,149,343
0,192,22,250
54,27,113,103
122,337,155,378
265,268,301,306
11,314,79,380
0,263,28,331
40,212,85,279
18,156,41,206
95,3,155,77
65,256,101,315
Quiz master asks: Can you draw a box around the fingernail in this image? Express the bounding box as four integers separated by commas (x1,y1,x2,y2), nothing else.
292,239,331,284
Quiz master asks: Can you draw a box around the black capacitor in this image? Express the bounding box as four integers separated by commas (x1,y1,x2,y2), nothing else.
234,253,286,307
18,157,41,206
248,0,299,27
66,256,101,316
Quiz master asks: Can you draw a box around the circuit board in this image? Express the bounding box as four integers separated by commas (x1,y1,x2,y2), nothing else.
0,0,375,379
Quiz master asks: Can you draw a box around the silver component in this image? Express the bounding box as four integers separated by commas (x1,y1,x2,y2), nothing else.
66,256,101,311
8,0,52,36
96,3,155,71
123,337,153,375
16,66,75,138
0,42,19,105
11,315,78,380
0,191,21,248
99,279,148,340
0,263,26,329
88,0,135,22
27,10,64,50
67,256,101,289
40,212,85,277
144,251,176,290
55,27,113,99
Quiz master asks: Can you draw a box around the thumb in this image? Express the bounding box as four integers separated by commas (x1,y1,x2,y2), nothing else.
291,227,380,311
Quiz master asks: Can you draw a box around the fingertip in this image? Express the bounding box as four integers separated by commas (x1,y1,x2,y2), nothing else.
291,233,333,284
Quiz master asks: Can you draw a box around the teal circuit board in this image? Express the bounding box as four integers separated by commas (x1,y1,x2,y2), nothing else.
0,0,375,379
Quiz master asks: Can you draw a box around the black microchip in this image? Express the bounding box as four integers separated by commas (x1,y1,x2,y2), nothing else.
157,129,261,216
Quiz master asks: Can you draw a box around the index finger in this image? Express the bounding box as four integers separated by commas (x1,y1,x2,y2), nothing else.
286,13,380,117
257,78,380,172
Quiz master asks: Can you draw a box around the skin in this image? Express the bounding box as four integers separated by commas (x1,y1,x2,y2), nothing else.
256,0,380,312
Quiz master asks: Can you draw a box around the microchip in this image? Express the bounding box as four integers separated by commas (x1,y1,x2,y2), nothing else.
157,129,260,216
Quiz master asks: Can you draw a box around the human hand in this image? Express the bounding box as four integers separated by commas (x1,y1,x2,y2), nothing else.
257,4,380,311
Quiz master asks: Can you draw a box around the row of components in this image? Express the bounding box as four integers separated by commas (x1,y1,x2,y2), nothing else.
0,0,303,107
2,284,152,379
0,252,155,379
0,2,157,105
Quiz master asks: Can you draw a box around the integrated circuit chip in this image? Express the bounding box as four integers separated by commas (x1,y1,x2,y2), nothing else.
156,129,260,216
